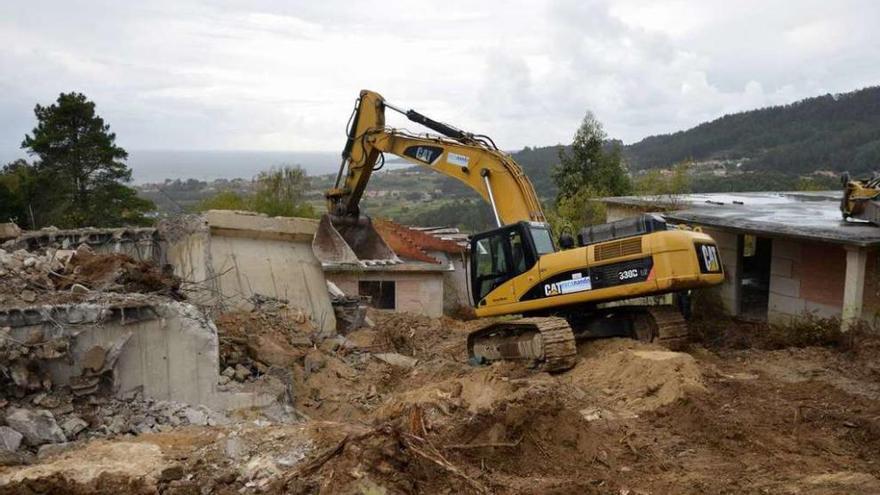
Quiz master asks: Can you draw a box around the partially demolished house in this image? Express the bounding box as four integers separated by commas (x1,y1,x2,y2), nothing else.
163,210,336,333
318,219,468,318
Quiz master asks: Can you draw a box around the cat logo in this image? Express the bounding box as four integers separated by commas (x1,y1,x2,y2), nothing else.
697,244,722,273
544,274,592,296
403,145,443,165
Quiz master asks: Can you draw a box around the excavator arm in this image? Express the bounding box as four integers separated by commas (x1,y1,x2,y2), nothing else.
326,90,546,226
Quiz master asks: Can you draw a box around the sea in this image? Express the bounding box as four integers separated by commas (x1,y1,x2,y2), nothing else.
2,149,414,184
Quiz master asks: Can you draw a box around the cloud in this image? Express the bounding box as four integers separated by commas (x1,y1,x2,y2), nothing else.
1,0,879,161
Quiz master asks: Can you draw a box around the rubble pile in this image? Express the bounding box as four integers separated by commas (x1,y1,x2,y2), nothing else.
0,390,227,466
326,281,369,334
215,308,314,385
0,327,136,415
0,326,68,395
0,245,181,308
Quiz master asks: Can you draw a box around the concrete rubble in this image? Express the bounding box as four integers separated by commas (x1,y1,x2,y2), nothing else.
0,219,330,472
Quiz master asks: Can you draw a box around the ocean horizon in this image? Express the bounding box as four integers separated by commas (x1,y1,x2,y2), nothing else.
0,149,416,184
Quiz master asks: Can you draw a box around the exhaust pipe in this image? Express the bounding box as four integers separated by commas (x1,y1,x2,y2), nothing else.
312,214,401,267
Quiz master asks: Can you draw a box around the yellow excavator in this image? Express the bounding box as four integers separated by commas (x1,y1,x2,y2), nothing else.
841,172,880,225
315,90,725,371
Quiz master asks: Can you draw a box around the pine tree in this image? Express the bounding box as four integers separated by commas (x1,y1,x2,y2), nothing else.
21,92,153,227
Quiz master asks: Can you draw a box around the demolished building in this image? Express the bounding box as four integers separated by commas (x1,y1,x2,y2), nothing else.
318,219,468,318
162,210,336,333
0,211,344,463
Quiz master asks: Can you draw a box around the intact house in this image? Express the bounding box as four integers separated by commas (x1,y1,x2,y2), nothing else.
320,219,469,318
603,191,880,330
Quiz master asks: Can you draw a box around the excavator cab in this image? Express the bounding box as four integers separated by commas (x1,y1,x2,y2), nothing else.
470,222,555,305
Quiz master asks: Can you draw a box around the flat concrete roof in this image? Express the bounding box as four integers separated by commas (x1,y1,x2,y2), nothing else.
604,191,880,247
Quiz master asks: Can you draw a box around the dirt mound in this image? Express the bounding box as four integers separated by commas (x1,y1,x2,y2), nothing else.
564,338,705,414
787,471,880,494
369,309,471,361
5,309,880,494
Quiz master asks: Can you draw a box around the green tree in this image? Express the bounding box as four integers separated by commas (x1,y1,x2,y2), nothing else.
548,112,629,233
552,112,631,202
795,176,824,191
546,185,607,235
196,190,250,211
196,165,317,218
0,159,41,227
20,92,153,227
632,161,692,209
251,166,316,218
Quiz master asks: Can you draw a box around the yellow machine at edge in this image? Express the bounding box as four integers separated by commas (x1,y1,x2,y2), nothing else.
315,90,724,372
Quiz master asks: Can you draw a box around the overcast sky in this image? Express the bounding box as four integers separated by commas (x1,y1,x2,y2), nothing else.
2,0,879,157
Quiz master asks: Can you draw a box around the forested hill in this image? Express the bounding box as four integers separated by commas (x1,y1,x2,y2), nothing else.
623,86,880,174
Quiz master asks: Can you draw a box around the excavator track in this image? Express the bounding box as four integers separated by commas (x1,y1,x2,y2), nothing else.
641,305,690,350
466,317,577,373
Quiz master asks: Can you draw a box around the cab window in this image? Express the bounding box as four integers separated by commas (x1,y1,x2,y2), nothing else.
529,225,555,255
473,235,509,302
471,224,538,304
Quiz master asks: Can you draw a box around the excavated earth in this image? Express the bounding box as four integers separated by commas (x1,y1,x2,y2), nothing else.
3,309,880,494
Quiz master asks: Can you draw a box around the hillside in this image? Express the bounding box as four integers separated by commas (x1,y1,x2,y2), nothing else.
624,86,880,174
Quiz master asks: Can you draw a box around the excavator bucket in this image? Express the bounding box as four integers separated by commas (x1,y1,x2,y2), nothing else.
312,214,401,266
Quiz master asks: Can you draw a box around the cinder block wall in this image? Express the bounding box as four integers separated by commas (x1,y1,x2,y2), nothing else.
605,205,650,223
326,271,445,318
768,239,847,323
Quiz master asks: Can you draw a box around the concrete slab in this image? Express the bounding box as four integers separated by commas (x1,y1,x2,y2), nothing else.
604,192,880,247
205,210,318,242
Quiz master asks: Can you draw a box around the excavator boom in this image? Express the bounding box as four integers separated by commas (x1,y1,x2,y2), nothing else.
316,90,546,266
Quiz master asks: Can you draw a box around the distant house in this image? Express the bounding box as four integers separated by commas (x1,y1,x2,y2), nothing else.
602,191,880,330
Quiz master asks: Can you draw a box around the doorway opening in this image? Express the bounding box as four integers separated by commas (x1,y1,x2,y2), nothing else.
740,235,772,320
359,280,396,309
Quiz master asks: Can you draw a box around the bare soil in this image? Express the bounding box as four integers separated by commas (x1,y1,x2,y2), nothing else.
3,310,880,494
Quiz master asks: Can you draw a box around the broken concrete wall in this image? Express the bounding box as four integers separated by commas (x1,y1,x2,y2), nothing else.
158,215,219,306
162,211,336,334
3,227,161,264
1,297,277,411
